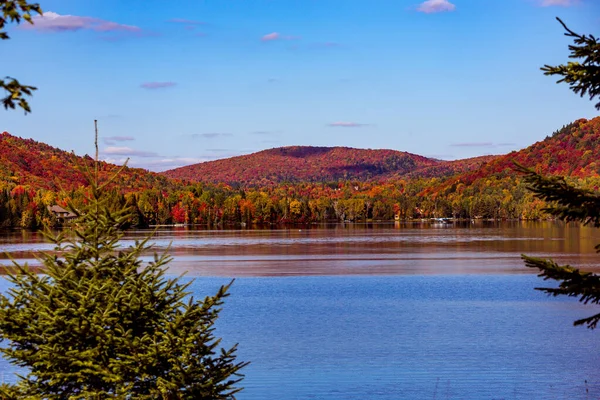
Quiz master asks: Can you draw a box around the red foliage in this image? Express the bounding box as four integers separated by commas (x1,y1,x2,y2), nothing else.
0,132,176,193
162,146,441,184
426,117,600,195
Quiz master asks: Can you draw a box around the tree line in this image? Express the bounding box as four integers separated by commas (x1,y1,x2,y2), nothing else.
3,173,597,229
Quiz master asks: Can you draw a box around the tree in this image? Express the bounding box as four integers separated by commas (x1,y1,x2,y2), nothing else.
0,139,248,398
520,18,600,329
1,0,42,113
541,18,600,111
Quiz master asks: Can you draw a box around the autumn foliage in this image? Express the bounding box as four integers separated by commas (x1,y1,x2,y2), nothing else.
0,117,600,229
163,146,443,184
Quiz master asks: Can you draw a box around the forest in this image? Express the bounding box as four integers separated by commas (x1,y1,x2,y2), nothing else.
1,117,599,229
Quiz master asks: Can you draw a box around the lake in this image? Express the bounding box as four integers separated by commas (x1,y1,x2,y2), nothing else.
0,221,599,399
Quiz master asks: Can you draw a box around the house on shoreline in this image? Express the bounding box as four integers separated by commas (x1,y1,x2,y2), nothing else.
47,205,77,222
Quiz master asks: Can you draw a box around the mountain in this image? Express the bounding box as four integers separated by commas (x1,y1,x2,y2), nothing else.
161,146,475,184
402,155,500,179
439,117,600,187
417,116,600,201
0,132,173,191
162,117,600,187
1,117,600,227
4,116,600,192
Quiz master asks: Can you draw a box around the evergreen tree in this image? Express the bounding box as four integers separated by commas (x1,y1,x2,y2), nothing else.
520,18,600,329
0,140,248,397
541,18,600,110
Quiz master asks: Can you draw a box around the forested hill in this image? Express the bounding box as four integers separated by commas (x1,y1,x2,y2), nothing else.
402,155,500,179
428,117,600,191
1,117,600,228
515,117,600,177
4,116,600,192
0,132,173,192
164,118,600,187
162,146,450,184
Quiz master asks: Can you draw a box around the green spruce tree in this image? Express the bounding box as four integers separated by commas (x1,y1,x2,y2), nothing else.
520,18,600,329
541,18,600,110
0,125,248,398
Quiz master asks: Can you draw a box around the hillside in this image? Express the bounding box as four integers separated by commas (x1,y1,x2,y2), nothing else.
0,132,174,192
427,117,600,193
1,117,600,227
402,155,500,179
163,116,600,185
162,146,448,184
5,117,600,192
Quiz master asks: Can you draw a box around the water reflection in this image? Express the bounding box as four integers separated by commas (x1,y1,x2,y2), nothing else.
0,221,599,276
0,223,599,399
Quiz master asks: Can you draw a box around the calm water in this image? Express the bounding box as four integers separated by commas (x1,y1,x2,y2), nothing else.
0,221,599,399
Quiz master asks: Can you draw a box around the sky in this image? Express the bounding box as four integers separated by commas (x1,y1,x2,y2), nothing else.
1,0,599,171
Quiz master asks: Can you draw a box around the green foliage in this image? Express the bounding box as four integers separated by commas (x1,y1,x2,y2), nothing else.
542,18,600,110
0,0,41,39
0,168,247,397
519,166,600,329
522,255,600,329
515,163,600,227
5,116,600,227
0,77,37,113
1,0,42,113
520,18,600,329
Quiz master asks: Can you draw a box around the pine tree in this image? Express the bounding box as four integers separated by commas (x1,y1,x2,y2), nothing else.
541,18,600,110
0,128,248,398
520,18,600,329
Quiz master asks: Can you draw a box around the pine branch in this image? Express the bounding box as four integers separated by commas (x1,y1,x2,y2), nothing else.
541,18,600,110
518,17,600,332
522,255,600,329
0,123,247,396
514,163,600,227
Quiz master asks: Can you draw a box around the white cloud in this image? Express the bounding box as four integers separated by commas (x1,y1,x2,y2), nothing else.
417,0,456,13
190,133,233,139
450,142,517,148
103,146,158,158
261,32,301,42
135,157,209,172
103,136,134,145
262,32,280,41
140,82,177,89
26,11,140,33
539,0,577,6
328,122,369,128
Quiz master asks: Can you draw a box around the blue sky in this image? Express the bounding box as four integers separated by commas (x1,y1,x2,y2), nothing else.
1,0,599,171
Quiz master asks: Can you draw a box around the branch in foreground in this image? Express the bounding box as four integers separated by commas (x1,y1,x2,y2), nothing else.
540,17,600,110
0,77,36,113
522,255,600,329
514,163,600,227
1,1,43,113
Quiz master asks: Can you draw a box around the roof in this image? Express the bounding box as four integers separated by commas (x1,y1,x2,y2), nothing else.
47,205,77,218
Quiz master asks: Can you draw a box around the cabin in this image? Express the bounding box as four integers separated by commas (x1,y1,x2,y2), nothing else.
48,205,77,221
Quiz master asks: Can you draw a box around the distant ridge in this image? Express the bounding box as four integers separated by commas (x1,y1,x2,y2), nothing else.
455,117,600,182
423,116,600,195
0,132,173,191
2,116,599,192
162,117,600,186
402,155,500,179
161,145,491,185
